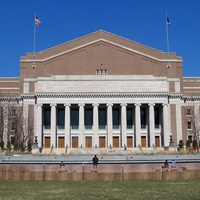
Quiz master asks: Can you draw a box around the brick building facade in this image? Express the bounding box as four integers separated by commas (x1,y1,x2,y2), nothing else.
0,30,200,153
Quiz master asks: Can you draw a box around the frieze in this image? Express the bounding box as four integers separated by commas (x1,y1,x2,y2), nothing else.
19,93,185,99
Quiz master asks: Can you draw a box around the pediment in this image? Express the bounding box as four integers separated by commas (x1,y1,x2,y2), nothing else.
21,30,182,63
20,30,183,80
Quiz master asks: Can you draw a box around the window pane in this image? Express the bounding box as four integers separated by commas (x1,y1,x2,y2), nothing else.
155,107,160,126
113,108,120,128
71,108,79,126
44,108,51,128
57,108,65,129
127,108,133,127
99,108,107,129
141,108,146,126
85,108,93,128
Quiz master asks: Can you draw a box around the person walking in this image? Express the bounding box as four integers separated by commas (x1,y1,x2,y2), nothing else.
60,161,65,172
92,155,99,170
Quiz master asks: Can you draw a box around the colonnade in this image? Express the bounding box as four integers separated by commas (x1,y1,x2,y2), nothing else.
36,102,170,149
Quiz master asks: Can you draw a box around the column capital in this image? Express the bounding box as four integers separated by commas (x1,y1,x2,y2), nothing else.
37,103,43,107
106,103,113,107
64,103,71,107
162,103,168,107
92,103,99,107
78,103,85,107
50,103,57,107
134,103,141,107
148,103,155,107
121,103,127,107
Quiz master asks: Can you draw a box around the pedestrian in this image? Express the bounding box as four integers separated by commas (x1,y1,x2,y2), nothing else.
92,155,99,169
162,160,169,168
60,161,65,172
171,160,176,168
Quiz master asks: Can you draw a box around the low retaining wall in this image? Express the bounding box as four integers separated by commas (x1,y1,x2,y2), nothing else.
0,163,200,181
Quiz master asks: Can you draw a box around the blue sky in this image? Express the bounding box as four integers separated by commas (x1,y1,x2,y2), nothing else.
0,0,200,77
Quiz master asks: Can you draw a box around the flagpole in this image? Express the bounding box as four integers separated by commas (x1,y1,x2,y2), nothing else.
166,13,171,68
32,13,36,68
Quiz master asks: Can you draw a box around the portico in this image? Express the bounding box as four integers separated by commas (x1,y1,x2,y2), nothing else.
35,98,169,149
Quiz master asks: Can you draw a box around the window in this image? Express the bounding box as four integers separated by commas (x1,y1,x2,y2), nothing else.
10,135,15,144
44,108,51,129
99,108,107,129
187,121,192,130
11,122,16,130
141,108,146,129
11,109,16,117
85,108,93,129
186,108,192,116
155,107,160,128
188,135,193,142
96,69,107,75
113,108,120,129
127,108,133,129
71,108,79,129
57,108,65,129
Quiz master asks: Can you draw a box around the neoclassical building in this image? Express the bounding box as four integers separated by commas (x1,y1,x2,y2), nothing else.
1,30,200,153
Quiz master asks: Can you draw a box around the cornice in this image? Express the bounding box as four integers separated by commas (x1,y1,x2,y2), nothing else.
20,93,183,99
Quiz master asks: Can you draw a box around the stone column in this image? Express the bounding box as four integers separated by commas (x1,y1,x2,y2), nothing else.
149,103,155,147
64,103,71,148
176,103,182,144
3,106,8,146
135,103,141,147
50,103,57,148
163,103,170,147
121,103,127,148
37,104,43,147
107,103,113,148
93,103,99,148
79,103,85,148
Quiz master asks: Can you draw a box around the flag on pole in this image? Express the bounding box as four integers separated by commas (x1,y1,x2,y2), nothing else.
166,16,170,25
35,16,41,25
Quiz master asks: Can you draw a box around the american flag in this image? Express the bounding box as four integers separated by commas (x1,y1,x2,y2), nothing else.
35,16,41,25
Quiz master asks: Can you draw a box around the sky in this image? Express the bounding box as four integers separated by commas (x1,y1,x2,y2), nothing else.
0,0,200,77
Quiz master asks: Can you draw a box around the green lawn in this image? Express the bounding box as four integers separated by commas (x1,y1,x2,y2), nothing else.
0,179,200,200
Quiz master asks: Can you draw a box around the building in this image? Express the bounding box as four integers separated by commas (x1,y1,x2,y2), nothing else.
0,30,200,153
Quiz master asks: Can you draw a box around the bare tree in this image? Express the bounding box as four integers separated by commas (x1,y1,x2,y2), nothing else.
0,94,34,152
192,109,200,148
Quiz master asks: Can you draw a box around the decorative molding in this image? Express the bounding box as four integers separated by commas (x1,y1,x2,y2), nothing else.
64,103,71,107
92,103,99,107
135,103,141,107
11,93,199,102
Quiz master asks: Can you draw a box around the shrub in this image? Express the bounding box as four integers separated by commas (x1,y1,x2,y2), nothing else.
0,140,4,150
192,140,198,150
186,140,192,148
27,141,32,152
14,142,19,151
20,142,25,152
7,141,11,151
179,140,184,149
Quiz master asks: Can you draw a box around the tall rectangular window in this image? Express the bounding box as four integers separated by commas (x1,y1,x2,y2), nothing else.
141,108,146,129
155,107,160,128
187,121,192,130
57,108,65,129
113,108,120,129
127,108,133,129
85,108,93,129
99,108,107,129
44,108,51,129
186,108,192,116
71,108,79,129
